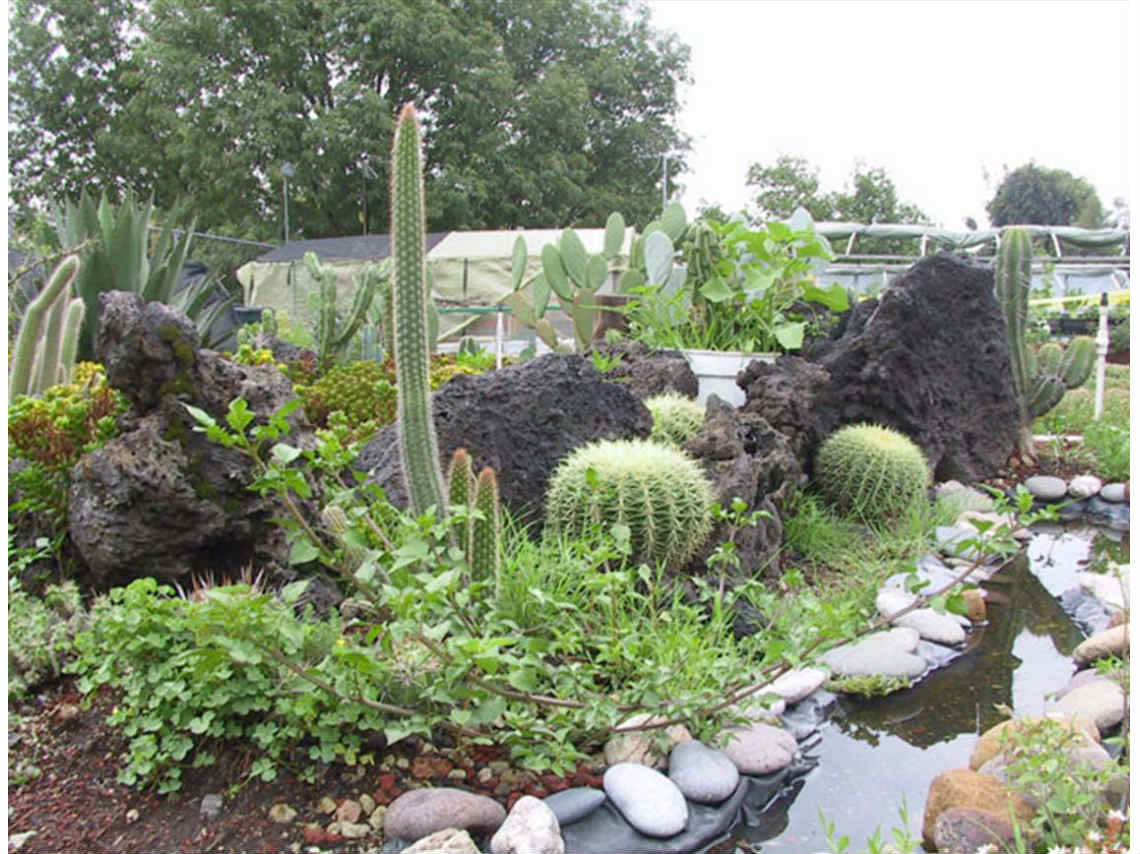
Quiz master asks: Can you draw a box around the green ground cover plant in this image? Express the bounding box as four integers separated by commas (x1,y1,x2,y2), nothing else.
1033,363,1129,481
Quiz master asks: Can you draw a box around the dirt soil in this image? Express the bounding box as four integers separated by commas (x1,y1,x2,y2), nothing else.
8,683,601,854
8,453,1123,854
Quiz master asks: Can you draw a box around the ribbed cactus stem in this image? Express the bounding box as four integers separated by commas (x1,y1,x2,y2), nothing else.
995,227,1033,409
447,448,475,513
9,255,81,402
1059,336,1095,388
391,103,447,517
472,467,501,585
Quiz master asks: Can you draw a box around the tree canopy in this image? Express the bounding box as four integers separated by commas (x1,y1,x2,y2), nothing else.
985,162,1104,228
745,155,929,226
9,0,691,240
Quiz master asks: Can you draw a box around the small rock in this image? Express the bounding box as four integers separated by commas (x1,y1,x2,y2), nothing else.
1069,474,1103,498
668,739,740,804
125,809,140,824
359,793,376,815
933,806,1018,853
317,796,337,815
603,713,691,768
757,667,828,705
335,799,362,824
934,523,985,561
875,589,967,646
603,762,688,838
302,824,341,846
448,768,469,780
489,795,564,854
1099,482,1128,503
962,588,987,622
200,793,223,822
7,831,36,852
1024,474,1067,501
1072,624,1130,667
337,821,371,839
270,803,298,824
719,722,798,775
384,787,506,840
819,627,926,679
368,805,387,831
542,787,606,826
399,827,480,854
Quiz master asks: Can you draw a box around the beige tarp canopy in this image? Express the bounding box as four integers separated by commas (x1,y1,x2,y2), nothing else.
235,229,628,341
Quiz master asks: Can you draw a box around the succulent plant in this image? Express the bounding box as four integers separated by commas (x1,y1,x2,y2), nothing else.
444,448,501,583
391,103,448,517
545,438,715,568
304,251,382,372
9,255,85,402
996,227,1097,460
813,423,931,522
645,392,705,447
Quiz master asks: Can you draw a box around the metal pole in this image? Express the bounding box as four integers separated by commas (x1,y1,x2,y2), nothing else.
661,154,668,210
1094,292,1109,420
283,176,290,244
495,306,504,370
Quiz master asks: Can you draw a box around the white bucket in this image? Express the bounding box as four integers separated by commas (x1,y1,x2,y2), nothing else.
683,349,776,407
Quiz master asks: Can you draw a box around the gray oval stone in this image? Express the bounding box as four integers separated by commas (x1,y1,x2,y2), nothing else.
1051,678,1126,733
384,787,506,841
490,795,564,854
668,739,739,804
1024,474,1067,501
719,722,798,775
602,762,688,838
819,627,927,679
542,787,606,826
1099,482,1128,503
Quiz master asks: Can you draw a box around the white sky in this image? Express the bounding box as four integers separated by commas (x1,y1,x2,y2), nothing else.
644,0,1131,229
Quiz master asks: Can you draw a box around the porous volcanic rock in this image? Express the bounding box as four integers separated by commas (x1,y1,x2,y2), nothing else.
67,292,313,585
739,253,1020,482
354,353,652,523
587,339,699,401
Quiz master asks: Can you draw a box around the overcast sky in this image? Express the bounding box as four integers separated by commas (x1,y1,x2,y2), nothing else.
644,0,1130,229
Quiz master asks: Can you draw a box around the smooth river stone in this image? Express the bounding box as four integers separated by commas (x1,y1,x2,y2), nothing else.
719,722,798,775
602,763,688,838
1072,624,1130,667
758,667,828,705
384,788,506,841
876,588,967,645
1051,678,1126,733
490,795,564,854
1078,565,1129,611
1068,474,1103,498
1024,474,1067,501
543,787,606,826
820,627,927,679
667,740,739,804
1099,482,1128,503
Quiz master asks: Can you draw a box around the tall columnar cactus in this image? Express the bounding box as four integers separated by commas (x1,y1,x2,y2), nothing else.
9,255,85,402
471,467,501,583
304,251,380,371
545,438,715,568
995,227,1097,460
391,103,448,517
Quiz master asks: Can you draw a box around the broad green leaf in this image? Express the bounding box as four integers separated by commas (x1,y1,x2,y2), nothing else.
698,276,734,303
280,579,310,604
468,694,507,724
271,443,303,465
802,281,850,312
773,321,805,351
289,538,320,565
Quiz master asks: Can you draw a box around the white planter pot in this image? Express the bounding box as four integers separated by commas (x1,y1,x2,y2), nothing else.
682,349,776,407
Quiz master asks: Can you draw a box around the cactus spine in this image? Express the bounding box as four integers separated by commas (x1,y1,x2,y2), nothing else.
391,103,447,517
814,423,931,523
995,227,1098,460
9,255,85,402
445,448,501,582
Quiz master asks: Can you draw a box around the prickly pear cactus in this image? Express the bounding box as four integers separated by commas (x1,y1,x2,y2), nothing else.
814,424,931,522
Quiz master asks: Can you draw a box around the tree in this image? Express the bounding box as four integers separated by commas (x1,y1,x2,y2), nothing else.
745,156,929,227
985,163,1105,228
9,0,691,240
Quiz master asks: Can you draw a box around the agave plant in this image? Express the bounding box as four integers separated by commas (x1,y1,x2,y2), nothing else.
52,189,234,359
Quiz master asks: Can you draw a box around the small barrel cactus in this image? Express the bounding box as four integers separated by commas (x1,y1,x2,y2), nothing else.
545,439,715,568
645,392,705,447
814,424,931,522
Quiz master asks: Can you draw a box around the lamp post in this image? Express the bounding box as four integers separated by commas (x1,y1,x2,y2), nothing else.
661,153,670,210
282,162,296,243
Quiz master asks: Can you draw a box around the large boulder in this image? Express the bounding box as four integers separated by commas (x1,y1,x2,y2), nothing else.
354,353,653,522
68,292,314,585
739,253,1020,482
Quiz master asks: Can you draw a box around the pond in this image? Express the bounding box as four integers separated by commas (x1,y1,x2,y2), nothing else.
712,526,1124,854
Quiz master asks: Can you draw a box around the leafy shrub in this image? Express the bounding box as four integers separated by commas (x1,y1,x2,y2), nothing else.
645,392,705,447
545,439,715,568
227,344,280,368
8,535,88,701
8,362,126,531
813,423,930,523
